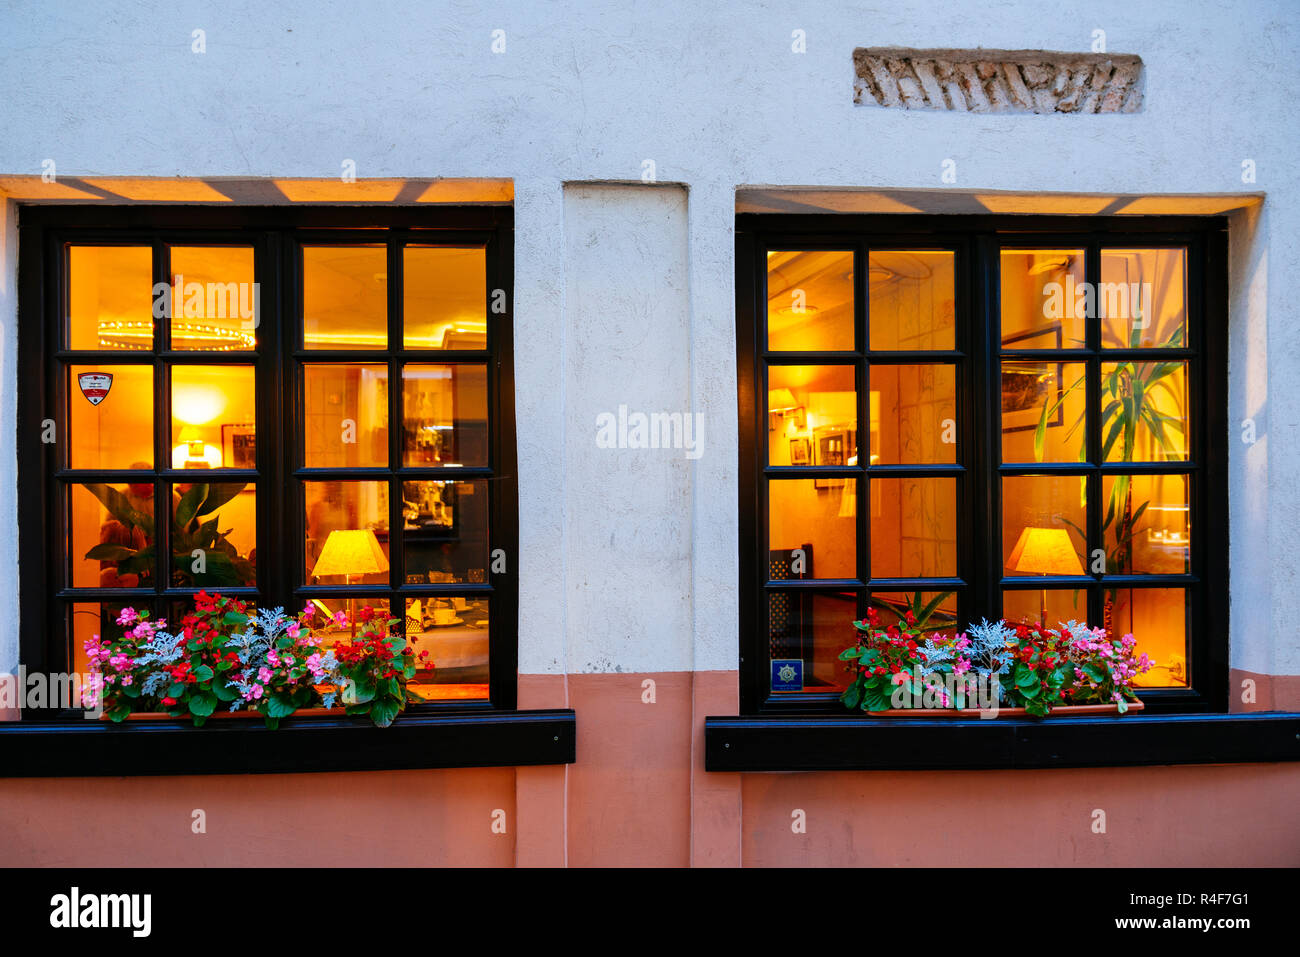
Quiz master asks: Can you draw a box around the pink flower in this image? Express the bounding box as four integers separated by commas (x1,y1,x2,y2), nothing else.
332,611,349,627
248,684,264,700
286,622,301,639
267,649,280,667
116,608,138,626
257,667,272,683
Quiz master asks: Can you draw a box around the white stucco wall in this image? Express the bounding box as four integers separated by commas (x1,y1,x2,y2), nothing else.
0,0,1296,678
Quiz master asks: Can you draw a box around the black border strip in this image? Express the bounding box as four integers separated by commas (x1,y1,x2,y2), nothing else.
0,709,575,777
705,712,1300,772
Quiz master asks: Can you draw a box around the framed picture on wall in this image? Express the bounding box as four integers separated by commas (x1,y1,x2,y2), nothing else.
813,428,855,489
221,424,256,469
788,436,810,465
1001,325,1066,434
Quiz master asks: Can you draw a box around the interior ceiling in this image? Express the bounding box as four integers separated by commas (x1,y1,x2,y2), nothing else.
766,249,937,334
0,176,513,204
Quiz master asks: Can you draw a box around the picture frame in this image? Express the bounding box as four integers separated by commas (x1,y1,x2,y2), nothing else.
220,423,256,469
1000,325,1066,435
813,428,856,489
788,436,810,465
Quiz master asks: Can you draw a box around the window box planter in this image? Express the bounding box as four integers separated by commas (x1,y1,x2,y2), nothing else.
866,700,1144,718
108,706,347,722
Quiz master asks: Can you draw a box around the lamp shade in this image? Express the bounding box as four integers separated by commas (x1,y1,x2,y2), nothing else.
768,388,798,413
1007,526,1084,576
312,528,390,579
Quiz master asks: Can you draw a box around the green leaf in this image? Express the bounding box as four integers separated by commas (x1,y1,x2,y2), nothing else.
370,698,400,728
264,716,281,730
167,682,185,698
222,611,248,626
838,647,862,661
188,692,217,718
174,484,208,529
266,694,297,719
196,483,246,516
193,664,214,682
214,683,238,701
841,682,862,710
83,543,139,562
862,684,891,712
917,590,954,628
1116,697,1128,715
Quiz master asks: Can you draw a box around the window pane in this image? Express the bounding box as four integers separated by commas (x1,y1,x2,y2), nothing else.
1100,248,1187,349
171,365,256,469
869,251,955,350
1002,587,1086,629
767,589,858,693
70,482,155,588
1001,360,1086,463
1001,475,1086,577
302,245,387,349
68,365,153,469
1101,360,1189,462
71,601,140,680
870,477,957,578
768,479,856,580
402,479,489,583
406,597,490,700
870,363,956,464
404,246,487,350
401,363,488,467
304,481,390,584
169,482,256,588
1000,249,1086,349
303,364,389,468
767,364,855,466
868,590,958,633
306,597,392,643
1108,587,1188,688
766,250,854,351
1102,474,1190,574
168,246,257,351
68,246,153,351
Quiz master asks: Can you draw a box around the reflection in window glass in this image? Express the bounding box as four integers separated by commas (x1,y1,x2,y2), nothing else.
68,246,153,351
169,482,256,588
768,479,856,581
766,364,856,467
171,365,255,469
871,477,956,578
870,364,956,464
401,364,488,467
303,246,387,349
404,246,487,350
169,246,257,351
68,365,154,469
766,250,854,351
405,597,490,700
1000,249,1086,349
1100,248,1186,349
304,364,389,468
402,479,489,584
869,251,955,350
303,481,390,585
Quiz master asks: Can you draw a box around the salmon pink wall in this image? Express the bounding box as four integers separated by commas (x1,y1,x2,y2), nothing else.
1,669,1297,867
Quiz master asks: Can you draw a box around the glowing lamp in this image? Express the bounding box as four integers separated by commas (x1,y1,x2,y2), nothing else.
1007,526,1084,626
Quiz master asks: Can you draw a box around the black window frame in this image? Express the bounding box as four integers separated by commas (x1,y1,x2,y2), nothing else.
737,213,1229,718
16,204,521,721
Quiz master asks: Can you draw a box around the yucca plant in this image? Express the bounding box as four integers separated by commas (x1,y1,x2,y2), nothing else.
1032,318,1186,632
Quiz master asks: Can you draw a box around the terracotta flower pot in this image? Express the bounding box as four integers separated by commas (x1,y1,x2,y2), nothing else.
103,706,347,722
866,699,1145,718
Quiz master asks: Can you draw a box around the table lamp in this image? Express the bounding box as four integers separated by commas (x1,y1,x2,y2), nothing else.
311,528,390,636
1007,525,1084,626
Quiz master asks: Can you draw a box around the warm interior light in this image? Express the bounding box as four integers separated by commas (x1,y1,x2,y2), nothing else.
768,389,798,412
173,385,227,425
1007,526,1084,626
312,528,390,579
